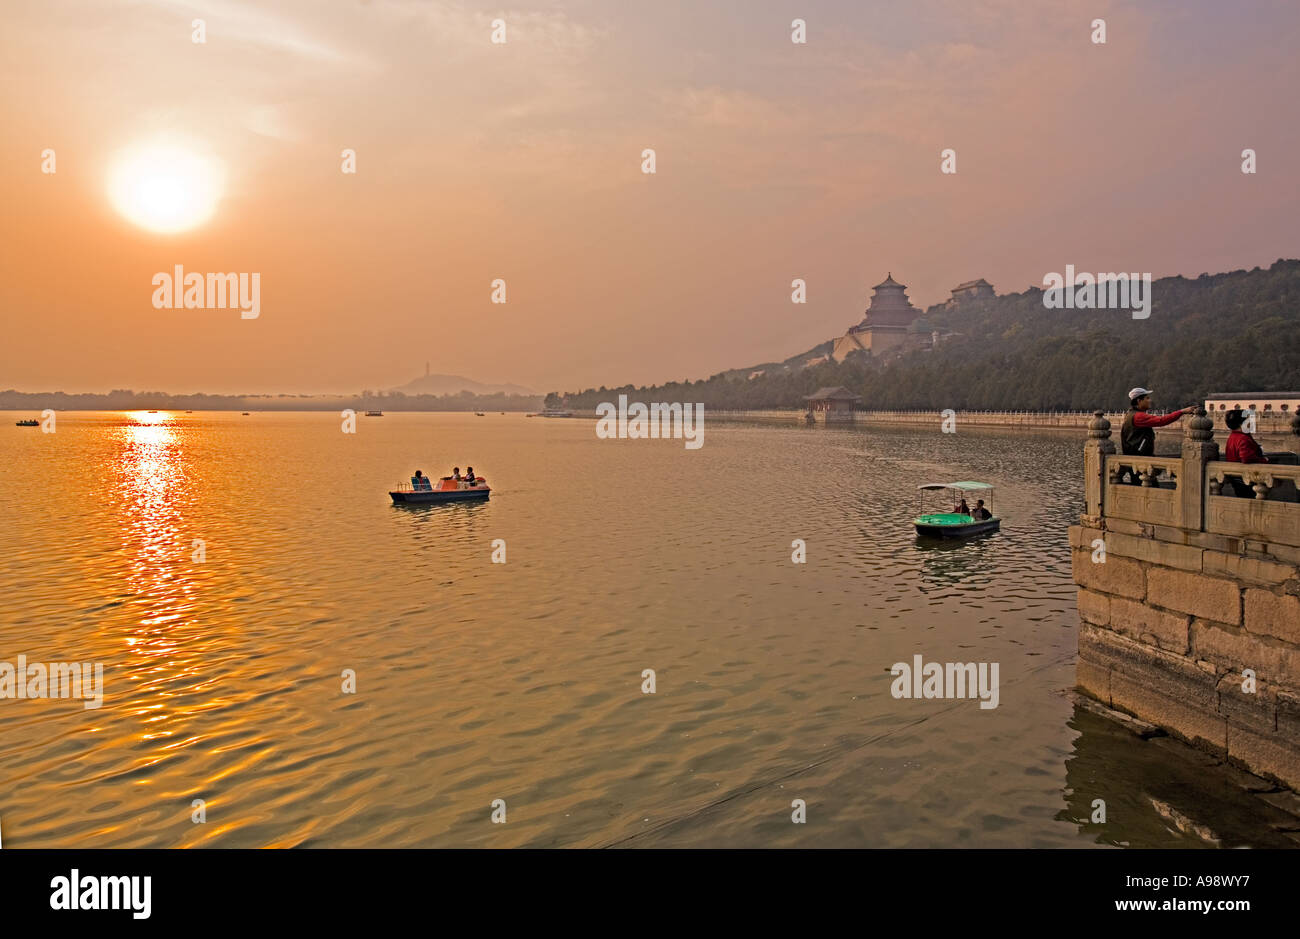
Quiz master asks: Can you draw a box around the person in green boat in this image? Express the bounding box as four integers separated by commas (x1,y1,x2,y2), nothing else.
953,497,971,516
971,499,991,520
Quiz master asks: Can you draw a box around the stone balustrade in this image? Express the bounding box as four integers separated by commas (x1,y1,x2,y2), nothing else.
1072,408,1300,788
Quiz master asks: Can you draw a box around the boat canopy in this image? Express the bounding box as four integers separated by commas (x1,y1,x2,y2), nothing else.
916,481,995,491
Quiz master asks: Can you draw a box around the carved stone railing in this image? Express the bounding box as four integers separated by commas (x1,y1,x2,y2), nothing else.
1082,406,1300,537
1105,455,1181,488
1103,455,1182,526
1206,461,1300,547
1208,462,1300,500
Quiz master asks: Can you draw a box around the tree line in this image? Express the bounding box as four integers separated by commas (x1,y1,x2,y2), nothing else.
548,259,1300,412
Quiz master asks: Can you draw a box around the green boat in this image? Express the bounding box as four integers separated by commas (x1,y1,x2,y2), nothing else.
914,481,1000,538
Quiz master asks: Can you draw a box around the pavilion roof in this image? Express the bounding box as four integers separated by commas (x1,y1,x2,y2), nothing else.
805,386,862,401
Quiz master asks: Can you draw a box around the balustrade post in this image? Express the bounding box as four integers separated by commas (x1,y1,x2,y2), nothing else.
1084,410,1114,520
1179,407,1217,532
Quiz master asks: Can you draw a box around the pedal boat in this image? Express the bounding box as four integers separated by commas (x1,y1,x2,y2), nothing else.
390,477,490,504
914,482,1000,538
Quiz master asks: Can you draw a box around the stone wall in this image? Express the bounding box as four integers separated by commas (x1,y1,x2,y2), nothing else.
1071,409,1300,788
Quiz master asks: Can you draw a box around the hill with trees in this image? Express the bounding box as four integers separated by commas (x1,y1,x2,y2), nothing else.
548,259,1300,412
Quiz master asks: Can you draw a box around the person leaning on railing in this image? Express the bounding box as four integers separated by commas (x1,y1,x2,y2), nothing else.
1119,387,1197,485
1224,409,1267,464
1223,408,1267,498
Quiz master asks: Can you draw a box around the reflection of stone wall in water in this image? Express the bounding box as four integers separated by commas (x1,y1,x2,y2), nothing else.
1058,702,1300,847
1071,409,1300,788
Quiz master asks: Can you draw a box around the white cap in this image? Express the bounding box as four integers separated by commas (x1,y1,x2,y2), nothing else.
1128,387,1153,400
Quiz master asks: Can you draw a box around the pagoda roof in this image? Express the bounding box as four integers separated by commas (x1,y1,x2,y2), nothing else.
873,272,904,289
805,386,862,401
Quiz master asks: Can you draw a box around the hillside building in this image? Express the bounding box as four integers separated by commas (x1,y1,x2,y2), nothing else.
830,274,927,362
947,278,995,306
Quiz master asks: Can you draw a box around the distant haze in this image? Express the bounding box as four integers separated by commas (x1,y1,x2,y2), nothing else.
2,1,1298,394
392,373,536,397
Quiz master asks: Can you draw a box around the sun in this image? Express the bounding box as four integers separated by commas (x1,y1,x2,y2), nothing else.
107,141,225,234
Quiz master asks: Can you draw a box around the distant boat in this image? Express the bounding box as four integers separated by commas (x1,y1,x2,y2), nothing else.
913,482,1001,539
185,410,193,414
365,410,384,417
528,408,572,418
390,475,490,504
15,419,38,427
147,410,158,413
475,412,485,416
242,412,250,416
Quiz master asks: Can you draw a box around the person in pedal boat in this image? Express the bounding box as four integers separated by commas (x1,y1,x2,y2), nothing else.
971,499,992,520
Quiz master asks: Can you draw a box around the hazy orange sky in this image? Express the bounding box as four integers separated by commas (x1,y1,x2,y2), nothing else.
2,0,1298,394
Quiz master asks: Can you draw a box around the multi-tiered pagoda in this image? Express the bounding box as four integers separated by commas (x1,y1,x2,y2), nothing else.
831,273,924,362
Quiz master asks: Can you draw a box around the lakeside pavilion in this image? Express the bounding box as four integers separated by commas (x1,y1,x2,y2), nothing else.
804,386,862,423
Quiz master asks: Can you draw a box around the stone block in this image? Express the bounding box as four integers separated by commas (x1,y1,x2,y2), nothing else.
1266,542,1300,567
1101,531,1203,571
1111,670,1227,753
1226,724,1300,791
1080,626,1224,749
1076,658,1111,705
1191,620,1300,691
1152,525,1193,546
1148,568,1240,625
1071,548,1145,600
1108,595,1190,653
1244,588,1300,645
1076,588,1110,627
1215,671,1276,736
1204,551,1296,587
1188,531,1244,555
1069,525,1100,549
1099,518,1151,538
1278,691,1300,739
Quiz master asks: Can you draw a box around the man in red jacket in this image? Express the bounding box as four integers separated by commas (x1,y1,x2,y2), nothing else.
1117,388,1195,485
1120,387,1197,456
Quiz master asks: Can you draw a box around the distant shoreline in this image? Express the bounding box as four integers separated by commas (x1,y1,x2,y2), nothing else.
0,407,537,414
0,392,543,413
561,407,1300,439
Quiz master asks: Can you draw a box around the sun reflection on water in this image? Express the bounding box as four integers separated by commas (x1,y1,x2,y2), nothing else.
116,411,206,748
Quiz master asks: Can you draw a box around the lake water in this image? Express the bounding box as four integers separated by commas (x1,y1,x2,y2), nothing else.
1,411,1294,848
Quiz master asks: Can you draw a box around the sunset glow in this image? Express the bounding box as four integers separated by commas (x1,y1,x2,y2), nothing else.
106,142,224,234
